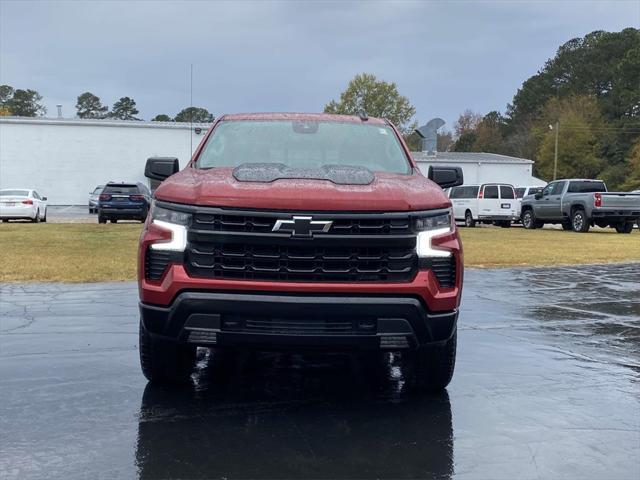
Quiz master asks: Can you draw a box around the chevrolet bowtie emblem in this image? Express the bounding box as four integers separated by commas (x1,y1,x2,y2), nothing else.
272,216,333,238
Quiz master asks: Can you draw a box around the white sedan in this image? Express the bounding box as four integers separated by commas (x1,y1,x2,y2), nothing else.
0,189,48,222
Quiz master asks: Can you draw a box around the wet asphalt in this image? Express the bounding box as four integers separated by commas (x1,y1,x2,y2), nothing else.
1,264,639,480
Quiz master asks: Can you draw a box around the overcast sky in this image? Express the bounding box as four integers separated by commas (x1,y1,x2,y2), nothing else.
1,0,638,129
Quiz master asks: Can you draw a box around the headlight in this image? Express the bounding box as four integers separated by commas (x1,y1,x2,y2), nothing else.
149,202,191,251
151,203,191,226
415,210,453,258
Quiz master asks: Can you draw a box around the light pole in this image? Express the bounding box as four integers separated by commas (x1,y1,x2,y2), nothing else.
549,122,559,180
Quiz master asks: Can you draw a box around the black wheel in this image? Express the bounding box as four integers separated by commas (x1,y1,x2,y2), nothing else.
409,330,457,392
571,208,590,232
41,208,47,223
32,210,40,223
98,214,107,224
522,209,539,229
464,210,475,228
562,221,572,231
110,219,118,223
615,222,634,234
1,219,7,223
139,321,196,383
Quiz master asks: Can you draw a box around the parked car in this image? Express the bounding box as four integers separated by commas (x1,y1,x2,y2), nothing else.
138,112,464,390
515,186,543,217
0,189,47,223
448,183,518,227
88,185,105,214
97,182,151,223
520,179,640,233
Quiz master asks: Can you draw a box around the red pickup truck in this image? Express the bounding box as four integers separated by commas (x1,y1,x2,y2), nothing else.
139,113,464,391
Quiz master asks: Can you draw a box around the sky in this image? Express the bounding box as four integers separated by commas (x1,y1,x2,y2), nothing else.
1,0,638,130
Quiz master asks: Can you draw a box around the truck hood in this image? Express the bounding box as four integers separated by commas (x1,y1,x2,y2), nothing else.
154,167,451,212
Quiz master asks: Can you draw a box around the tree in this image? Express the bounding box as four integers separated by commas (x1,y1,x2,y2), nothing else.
508,28,640,124
324,73,416,133
0,85,14,108
535,96,607,180
6,89,46,117
76,92,108,119
620,138,640,191
472,111,508,153
109,97,140,120
174,107,214,123
151,114,172,122
453,110,482,137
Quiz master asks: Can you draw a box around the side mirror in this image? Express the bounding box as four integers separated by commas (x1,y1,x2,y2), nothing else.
145,157,179,181
535,192,543,200
427,165,463,189
42,196,48,201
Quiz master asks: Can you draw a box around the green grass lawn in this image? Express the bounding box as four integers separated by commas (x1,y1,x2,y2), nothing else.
0,223,638,282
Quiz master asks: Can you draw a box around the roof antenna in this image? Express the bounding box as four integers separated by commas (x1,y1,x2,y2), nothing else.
358,111,368,121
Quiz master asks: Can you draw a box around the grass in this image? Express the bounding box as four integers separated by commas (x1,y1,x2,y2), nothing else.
0,223,638,282
459,227,640,268
0,223,142,282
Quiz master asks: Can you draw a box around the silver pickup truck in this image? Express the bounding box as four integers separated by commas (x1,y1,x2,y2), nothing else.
520,179,640,233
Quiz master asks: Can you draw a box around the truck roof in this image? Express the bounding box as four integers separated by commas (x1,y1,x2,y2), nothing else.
217,112,389,125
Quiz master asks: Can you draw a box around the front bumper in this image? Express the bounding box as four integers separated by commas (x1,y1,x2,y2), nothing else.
140,291,458,350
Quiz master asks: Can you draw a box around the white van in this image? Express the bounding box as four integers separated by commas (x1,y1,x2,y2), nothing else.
514,186,544,217
448,184,518,227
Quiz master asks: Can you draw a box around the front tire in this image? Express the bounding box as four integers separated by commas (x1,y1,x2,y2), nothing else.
409,330,457,392
615,222,634,234
32,209,40,223
571,208,590,232
98,214,107,224
522,209,542,229
41,208,47,223
464,210,476,228
139,321,196,383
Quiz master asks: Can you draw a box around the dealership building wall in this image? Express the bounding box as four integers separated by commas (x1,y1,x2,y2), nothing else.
1,117,546,205
0,117,211,205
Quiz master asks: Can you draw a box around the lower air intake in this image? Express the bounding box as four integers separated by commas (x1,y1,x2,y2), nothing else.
186,329,218,344
380,335,410,349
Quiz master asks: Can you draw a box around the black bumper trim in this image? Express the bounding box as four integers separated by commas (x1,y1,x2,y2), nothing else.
140,292,457,350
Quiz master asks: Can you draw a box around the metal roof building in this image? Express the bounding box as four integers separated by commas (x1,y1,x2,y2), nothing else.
412,151,546,187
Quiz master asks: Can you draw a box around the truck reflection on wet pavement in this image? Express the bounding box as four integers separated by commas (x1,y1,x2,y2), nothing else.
137,351,454,479
1,264,638,479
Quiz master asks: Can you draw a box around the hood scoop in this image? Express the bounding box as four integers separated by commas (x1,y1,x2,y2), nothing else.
232,163,375,185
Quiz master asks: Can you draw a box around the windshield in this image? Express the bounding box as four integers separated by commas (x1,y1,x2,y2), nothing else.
195,120,412,174
0,190,29,197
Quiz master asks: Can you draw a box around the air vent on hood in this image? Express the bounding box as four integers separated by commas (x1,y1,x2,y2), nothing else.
232,163,375,185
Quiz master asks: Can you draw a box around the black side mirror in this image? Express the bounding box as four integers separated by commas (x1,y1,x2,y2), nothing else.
535,192,543,200
42,196,48,201
145,157,179,181
427,165,464,189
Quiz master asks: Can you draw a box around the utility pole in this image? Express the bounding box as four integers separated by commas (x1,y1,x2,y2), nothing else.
553,121,559,180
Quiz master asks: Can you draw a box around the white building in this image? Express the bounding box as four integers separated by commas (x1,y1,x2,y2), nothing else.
413,151,546,188
0,117,211,205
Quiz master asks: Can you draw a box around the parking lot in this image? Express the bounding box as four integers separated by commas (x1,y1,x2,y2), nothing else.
1,263,638,479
